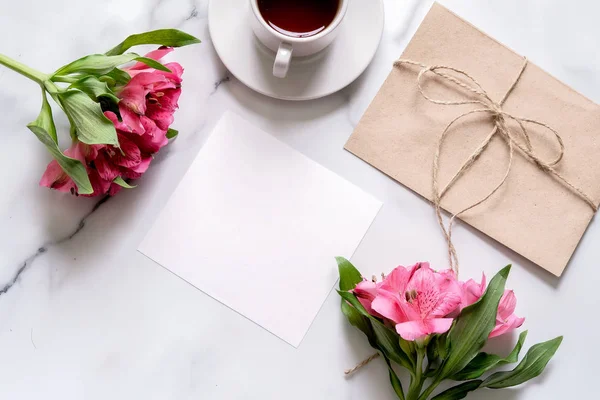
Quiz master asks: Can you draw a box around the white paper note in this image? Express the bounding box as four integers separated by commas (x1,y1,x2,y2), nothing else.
139,112,381,347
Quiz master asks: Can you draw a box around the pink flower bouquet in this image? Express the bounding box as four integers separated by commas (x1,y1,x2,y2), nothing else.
337,257,562,400
0,29,199,196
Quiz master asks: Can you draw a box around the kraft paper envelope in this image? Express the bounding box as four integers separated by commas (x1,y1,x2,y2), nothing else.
345,2,600,276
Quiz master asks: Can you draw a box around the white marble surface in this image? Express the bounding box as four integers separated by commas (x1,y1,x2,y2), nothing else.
1,0,599,398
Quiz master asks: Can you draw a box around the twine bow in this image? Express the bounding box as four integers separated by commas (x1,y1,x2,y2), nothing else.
393,58,598,276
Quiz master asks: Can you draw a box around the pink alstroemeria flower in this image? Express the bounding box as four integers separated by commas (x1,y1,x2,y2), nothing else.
459,273,525,338
353,279,381,316
459,273,486,309
40,47,183,196
371,263,462,341
489,290,526,338
39,141,122,196
39,141,85,193
117,46,183,146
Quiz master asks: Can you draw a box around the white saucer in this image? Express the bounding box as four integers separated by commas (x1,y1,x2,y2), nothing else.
208,0,385,101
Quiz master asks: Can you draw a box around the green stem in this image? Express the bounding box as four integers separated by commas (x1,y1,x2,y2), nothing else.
407,349,425,400
51,75,77,84
0,53,48,84
417,379,441,400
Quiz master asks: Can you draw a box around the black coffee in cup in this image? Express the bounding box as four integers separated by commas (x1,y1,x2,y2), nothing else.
257,0,340,38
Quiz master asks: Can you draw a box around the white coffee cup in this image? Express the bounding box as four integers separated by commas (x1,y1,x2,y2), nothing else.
249,0,349,78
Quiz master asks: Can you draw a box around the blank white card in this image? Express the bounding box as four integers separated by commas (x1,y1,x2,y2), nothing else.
139,112,381,347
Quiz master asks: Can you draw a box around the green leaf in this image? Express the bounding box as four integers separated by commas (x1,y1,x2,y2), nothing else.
436,265,511,380
428,334,449,363
337,257,377,346
105,29,201,56
437,334,449,360
337,290,413,370
337,257,362,291
69,76,120,103
28,90,93,195
166,128,179,139
133,56,171,72
53,53,170,77
383,356,405,400
427,334,448,376
430,380,482,400
400,337,416,365
34,88,58,143
100,68,131,86
372,322,413,370
113,176,136,189
58,90,119,147
482,336,563,389
451,330,528,381
341,301,376,345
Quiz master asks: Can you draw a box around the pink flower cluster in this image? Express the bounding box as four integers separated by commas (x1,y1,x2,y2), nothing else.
40,47,183,196
353,262,524,341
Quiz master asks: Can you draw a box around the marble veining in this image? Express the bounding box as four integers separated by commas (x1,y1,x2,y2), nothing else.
211,75,231,94
0,196,110,298
1,0,600,399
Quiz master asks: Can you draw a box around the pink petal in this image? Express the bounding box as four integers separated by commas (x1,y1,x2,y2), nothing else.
405,264,436,294
434,292,462,318
489,315,525,338
405,266,462,318
118,72,171,116
134,116,168,154
83,144,99,161
131,156,151,173
155,87,181,111
39,160,74,192
108,183,122,196
118,104,145,134
40,142,90,193
95,152,120,181
119,85,151,116
461,273,486,308
128,71,171,87
144,46,174,60
353,280,379,315
380,264,418,294
395,317,454,341
81,170,111,197
395,320,430,341
144,87,182,132
435,269,463,303
372,291,409,324
112,134,142,168
122,156,152,180
398,300,422,323
145,105,176,131
64,142,87,164
498,290,518,322
156,62,183,84
425,318,455,335
354,280,378,299
104,111,133,133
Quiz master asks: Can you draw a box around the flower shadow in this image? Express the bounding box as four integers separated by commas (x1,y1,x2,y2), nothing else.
468,388,521,400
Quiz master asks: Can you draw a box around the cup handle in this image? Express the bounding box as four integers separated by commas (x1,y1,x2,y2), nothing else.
273,42,293,78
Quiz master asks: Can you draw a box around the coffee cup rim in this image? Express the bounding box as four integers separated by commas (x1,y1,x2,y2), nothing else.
250,0,349,43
